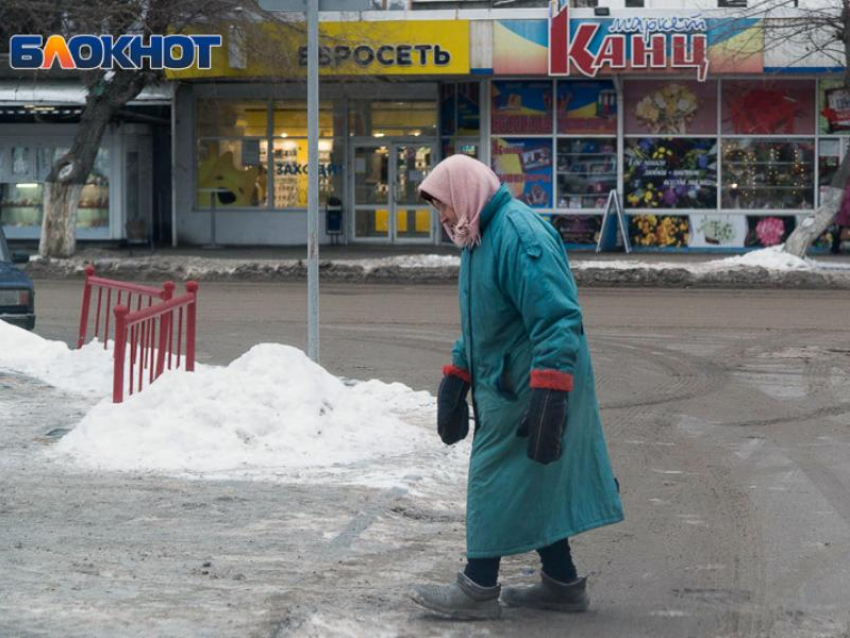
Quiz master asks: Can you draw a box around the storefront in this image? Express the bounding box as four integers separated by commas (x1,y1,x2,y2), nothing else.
171,8,847,251
0,82,171,243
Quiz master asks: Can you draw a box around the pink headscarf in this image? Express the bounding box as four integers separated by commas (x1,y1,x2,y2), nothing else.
419,154,501,249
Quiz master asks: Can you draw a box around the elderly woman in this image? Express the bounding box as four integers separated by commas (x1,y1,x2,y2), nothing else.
411,155,624,620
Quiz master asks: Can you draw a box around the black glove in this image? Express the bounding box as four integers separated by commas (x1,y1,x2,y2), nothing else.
437,373,470,445
517,388,568,465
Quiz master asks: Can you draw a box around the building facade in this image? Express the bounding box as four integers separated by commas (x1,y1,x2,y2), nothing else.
3,2,847,252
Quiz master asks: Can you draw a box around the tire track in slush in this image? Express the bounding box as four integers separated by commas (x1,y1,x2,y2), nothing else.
595,336,769,635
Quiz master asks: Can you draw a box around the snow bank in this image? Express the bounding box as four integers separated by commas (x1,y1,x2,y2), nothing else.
50,343,438,475
710,246,812,271
0,320,113,396
349,254,460,272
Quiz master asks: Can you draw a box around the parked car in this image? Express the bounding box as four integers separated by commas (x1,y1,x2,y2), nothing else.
0,226,35,330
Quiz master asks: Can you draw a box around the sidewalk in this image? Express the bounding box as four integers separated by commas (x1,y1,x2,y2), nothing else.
18,243,850,289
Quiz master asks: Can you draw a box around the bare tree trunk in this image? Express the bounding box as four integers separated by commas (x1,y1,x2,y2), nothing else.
40,182,85,258
39,71,147,258
784,145,850,257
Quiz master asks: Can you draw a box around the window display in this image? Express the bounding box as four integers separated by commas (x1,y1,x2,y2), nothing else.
820,80,850,134
819,138,842,199
624,138,717,209
491,81,553,135
556,138,616,210
271,139,342,208
722,80,815,135
491,137,552,208
196,139,268,208
721,139,814,210
196,99,269,137
557,81,616,135
273,101,334,138
625,81,717,135
0,147,109,229
349,100,437,137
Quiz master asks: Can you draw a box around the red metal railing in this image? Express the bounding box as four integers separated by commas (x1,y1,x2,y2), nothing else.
77,265,174,349
112,281,199,404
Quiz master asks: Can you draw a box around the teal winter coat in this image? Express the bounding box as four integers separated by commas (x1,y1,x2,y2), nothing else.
453,185,624,558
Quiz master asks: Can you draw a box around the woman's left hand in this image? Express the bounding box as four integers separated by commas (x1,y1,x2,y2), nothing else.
517,389,568,464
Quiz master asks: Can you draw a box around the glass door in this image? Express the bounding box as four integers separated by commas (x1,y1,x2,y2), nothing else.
352,142,435,243
353,145,391,241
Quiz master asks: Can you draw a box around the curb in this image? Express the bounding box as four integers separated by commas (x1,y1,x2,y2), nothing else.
22,258,850,289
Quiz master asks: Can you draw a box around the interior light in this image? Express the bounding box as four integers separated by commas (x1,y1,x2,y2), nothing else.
318,140,333,152
16,183,39,189
412,130,421,137
279,132,288,138
373,132,385,138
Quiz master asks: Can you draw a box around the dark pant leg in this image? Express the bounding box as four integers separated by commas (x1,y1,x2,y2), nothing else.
464,556,501,587
536,538,578,583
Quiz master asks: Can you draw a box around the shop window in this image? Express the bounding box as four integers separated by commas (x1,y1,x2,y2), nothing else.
624,138,717,210
491,137,553,209
272,101,334,138
819,79,850,135
440,84,457,138
442,140,478,159
196,139,268,209
491,81,553,135
721,139,814,210
556,138,616,210
0,147,109,228
819,139,842,199
196,99,269,137
722,80,815,136
271,138,343,208
349,101,437,137
557,81,616,135
625,80,717,136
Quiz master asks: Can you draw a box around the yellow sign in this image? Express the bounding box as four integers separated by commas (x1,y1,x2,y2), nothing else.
169,20,469,79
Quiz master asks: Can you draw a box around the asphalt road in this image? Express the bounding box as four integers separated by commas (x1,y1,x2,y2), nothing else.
3,281,850,637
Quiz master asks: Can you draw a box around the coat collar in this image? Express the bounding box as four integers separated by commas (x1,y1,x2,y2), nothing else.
478,184,512,234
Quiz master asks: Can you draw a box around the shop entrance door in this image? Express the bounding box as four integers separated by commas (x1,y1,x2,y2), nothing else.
352,143,435,243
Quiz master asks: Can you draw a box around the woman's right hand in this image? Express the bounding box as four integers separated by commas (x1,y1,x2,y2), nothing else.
437,367,471,445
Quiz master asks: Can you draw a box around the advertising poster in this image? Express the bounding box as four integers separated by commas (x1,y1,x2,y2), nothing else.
745,215,795,248
625,81,717,135
493,20,548,75
457,82,480,136
628,214,690,248
550,214,603,245
689,215,747,248
819,79,850,134
491,81,553,135
722,80,815,135
557,81,617,135
624,138,717,209
491,137,553,208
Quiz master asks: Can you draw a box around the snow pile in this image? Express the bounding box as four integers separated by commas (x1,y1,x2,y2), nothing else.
350,254,460,272
0,320,113,396
51,343,438,474
710,246,812,271
571,246,847,273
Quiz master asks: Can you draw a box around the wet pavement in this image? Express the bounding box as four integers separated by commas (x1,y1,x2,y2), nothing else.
2,284,850,637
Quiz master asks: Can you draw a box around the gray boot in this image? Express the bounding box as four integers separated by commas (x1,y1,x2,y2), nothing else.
501,572,590,612
411,572,502,620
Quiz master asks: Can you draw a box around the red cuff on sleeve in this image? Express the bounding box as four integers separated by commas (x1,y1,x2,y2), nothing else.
442,364,471,383
530,369,574,392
